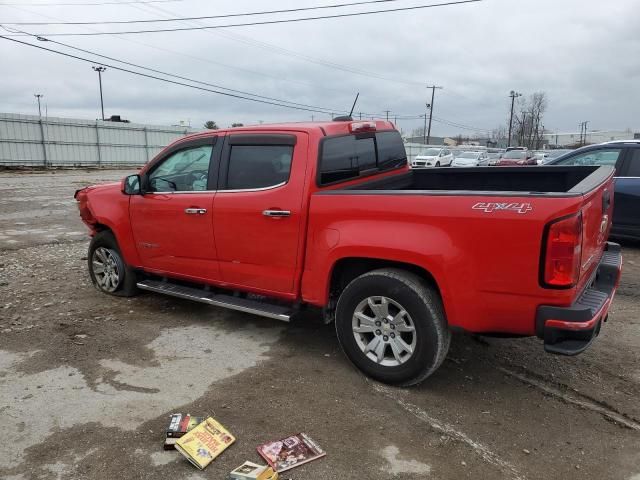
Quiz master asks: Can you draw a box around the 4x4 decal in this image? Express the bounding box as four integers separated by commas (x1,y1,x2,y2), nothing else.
472,202,533,214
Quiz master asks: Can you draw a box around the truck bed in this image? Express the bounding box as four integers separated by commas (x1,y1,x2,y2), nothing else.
339,165,608,196
306,165,615,336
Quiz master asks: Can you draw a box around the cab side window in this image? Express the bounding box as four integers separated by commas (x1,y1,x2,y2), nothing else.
148,145,213,192
226,145,294,190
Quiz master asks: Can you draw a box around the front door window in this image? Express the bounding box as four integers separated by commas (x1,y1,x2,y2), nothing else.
148,145,213,192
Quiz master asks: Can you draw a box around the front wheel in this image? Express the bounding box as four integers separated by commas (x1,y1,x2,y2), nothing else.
335,268,450,386
435,161,441,167
88,230,138,297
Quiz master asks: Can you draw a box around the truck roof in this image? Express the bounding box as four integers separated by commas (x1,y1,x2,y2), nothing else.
182,119,398,141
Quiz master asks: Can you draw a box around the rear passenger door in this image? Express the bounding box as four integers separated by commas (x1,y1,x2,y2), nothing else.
212,133,308,295
614,148,640,235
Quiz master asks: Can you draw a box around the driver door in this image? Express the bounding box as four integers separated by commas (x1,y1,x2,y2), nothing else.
130,136,222,281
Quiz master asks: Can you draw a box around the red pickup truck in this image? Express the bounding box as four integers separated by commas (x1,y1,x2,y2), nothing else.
75,119,622,386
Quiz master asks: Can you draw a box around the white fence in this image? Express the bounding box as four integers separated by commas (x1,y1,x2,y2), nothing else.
0,113,201,167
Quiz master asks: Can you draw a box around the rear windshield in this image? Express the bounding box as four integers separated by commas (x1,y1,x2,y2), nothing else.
318,130,407,186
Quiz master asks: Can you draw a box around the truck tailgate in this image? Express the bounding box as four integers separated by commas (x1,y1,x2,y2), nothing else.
574,172,615,293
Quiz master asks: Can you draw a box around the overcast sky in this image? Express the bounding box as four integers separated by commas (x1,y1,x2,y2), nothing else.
1,0,638,136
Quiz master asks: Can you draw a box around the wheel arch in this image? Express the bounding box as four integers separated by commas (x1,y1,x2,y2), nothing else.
89,220,142,268
326,256,451,325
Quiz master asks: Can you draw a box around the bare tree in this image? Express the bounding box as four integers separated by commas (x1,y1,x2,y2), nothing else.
512,92,547,149
491,125,508,145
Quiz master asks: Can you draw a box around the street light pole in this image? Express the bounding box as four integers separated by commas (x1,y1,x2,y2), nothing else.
34,94,43,117
92,66,106,121
423,112,428,145
507,90,522,148
426,85,443,145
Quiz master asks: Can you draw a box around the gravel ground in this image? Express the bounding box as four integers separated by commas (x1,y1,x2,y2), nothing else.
0,170,639,480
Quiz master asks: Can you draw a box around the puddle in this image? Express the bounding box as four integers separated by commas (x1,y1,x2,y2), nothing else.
0,324,281,469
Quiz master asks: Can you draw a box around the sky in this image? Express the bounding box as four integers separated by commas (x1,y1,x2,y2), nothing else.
0,0,638,137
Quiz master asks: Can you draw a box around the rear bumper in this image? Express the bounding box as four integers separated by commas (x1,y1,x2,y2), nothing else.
536,242,622,356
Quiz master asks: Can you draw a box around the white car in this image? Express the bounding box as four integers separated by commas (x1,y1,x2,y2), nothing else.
452,151,488,167
411,147,453,168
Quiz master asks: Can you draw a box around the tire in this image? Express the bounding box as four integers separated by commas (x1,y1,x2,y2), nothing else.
88,230,138,297
335,268,450,386
435,161,440,167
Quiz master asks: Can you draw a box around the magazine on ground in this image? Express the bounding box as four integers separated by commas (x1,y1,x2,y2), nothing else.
174,417,235,470
230,461,277,480
256,433,325,473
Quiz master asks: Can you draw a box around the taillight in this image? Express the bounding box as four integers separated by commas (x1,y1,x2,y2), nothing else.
542,213,582,288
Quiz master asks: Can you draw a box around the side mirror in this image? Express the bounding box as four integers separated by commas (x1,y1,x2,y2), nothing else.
122,174,142,195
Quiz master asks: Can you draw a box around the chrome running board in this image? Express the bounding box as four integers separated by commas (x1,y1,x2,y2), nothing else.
137,279,292,322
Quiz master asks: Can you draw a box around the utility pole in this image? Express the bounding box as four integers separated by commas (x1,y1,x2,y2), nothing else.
581,120,589,146
384,110,391,121
426,85,443,145
92,66,106,121
34,94,43,117
422,113,428,145
507,90,522,148
578,122,584,146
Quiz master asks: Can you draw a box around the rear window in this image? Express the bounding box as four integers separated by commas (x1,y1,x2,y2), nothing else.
318,130,406,185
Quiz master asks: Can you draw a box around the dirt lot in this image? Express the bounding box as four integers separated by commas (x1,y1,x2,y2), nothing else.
1,170,639,480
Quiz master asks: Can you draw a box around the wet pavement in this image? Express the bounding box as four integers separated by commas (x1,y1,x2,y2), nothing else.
0,170,639,480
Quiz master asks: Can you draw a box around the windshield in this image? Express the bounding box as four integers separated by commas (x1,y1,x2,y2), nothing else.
502,151,526,159
457,151,479,159
422,148,441,156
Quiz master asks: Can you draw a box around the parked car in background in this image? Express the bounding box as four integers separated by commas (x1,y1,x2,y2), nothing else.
452,151,488,167
533,151,548,165
548,140,640,240
486,152,503,166
497,149,537,165
411,147,453,168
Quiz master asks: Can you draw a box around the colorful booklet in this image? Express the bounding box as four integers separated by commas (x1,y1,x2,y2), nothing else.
174,417,235,470
257,433,325,473
230,461,278,480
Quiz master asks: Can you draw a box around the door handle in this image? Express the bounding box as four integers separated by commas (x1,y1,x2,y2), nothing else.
262,209,291,217
185,208,207,215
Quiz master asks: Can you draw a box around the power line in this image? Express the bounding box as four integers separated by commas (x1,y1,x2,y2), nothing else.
140,2,428,88
5,28,343,113
0,0,182,6
6,0,410,25
0,31,407,119
4,0,482,36
0,34,351,115
2,4,348,93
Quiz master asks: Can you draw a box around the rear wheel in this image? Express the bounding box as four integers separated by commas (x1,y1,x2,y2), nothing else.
335,268,450,386
88,230,138,297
